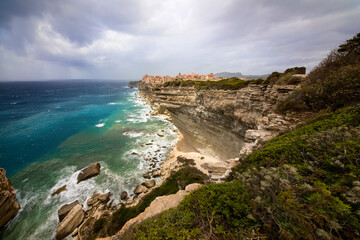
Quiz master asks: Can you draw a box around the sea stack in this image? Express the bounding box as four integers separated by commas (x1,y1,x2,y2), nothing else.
0,168,20,228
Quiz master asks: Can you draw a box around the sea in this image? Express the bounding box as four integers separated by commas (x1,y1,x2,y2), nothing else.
0,80,177,239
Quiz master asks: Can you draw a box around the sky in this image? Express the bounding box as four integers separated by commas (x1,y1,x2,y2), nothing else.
0,0,359,81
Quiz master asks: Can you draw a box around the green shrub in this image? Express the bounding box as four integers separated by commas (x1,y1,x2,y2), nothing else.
127,181,255,239
105,165,208,236
279,32,360,112
161,77,267,90
228,105,360,239
93,218,106,233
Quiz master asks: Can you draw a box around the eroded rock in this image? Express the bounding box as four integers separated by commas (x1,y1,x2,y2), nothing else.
77,162,101,184
0,168,20,228
152,170,161,177
142,180,155,188
58,200,79,222
143,172,151,179
55,204,84,240
120,191,128,200
134,184,147,194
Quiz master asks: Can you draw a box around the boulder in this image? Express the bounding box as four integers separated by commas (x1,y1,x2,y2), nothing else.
51,185,67,197
87,193,100,206
152,170,161,177
157,132,164,137
58,200,79,222
98,192,111,203
0,168,20,228
120,191,128,200
143,172,151,179
77,162,101,184
55,204,84,240
200,162,228,176
134,184,147,194
142,180,155,188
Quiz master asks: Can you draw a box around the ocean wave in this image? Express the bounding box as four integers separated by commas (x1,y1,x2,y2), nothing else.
123,131,144,138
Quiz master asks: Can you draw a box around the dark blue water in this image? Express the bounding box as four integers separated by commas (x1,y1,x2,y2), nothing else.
0,80,177,239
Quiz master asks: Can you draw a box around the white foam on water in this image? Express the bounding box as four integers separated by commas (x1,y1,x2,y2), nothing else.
95,123,105,128
123,131,144,138
115,120,122,123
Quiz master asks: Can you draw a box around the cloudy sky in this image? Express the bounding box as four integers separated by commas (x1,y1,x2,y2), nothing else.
0,0,359,81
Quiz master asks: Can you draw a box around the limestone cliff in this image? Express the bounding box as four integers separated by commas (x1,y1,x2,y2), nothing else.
0,168,20,228
139,82,305,162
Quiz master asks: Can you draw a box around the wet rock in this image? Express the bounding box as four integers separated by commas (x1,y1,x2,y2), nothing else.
55,204,84,240
134,184,147,194
0,168,20,228
87,193,100,206
98,192,111,203
157,132,164,137
51,185,67,197
143,172,151,179
142,180,155,188
77,162,101,184
152,170,161,177
131,152,138,156
58,200,79,222
120,191,128,200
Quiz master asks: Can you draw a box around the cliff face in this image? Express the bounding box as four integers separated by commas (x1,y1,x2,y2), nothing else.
0,168,20,228
139,82,303,161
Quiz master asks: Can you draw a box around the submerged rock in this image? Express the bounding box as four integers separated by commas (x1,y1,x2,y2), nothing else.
51,185,67,197
58,200,79,222
0,168,20,228
77,162,101,184
55,204,84,240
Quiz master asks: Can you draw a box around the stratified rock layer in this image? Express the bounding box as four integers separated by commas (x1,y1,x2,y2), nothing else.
55,204,84,240
58,200,79,221
0,168,20,228
139,83,303,160
77,162,101,183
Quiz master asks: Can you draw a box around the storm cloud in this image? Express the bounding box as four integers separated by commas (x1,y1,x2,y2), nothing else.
0,0,359,80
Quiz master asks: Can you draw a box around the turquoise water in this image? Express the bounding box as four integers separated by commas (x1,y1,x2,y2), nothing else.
0,80,177,239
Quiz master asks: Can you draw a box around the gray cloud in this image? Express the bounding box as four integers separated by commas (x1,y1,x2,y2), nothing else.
0,0,359,80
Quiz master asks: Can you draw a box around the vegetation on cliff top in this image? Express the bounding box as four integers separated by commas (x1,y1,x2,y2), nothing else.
278,32,360,112
162,77,266,90
122,33,360,239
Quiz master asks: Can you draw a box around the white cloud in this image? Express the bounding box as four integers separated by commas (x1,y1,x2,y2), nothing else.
0,0,359,80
